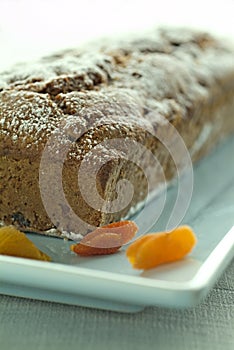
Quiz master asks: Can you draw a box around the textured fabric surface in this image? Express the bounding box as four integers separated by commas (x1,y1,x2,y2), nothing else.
0,259,233,350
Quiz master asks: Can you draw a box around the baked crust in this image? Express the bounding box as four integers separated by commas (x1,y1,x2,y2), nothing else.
1,27,234,238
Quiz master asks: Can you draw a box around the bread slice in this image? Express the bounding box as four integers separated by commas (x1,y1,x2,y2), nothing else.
1,27,234,238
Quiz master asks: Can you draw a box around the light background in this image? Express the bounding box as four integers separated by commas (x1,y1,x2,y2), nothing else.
0,0,234,70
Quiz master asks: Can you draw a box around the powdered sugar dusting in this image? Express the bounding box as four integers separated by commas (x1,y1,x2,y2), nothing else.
1,27,234,159
0,91,64,155
1,27,234,237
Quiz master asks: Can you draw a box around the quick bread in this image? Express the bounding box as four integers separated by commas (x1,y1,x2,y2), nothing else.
1,27,234,238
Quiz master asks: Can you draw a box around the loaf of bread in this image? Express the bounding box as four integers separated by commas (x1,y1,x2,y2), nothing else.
1,27,234,239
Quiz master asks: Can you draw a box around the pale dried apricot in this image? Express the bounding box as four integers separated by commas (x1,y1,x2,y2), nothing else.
71,220,138,256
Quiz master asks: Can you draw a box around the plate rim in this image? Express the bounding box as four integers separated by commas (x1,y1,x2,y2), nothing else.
0,226,233,308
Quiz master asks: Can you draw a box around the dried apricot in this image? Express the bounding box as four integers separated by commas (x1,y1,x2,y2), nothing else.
0,226,51,261
81,220,138,247
71,240,120,256
126,225,197,270
71,220,138,256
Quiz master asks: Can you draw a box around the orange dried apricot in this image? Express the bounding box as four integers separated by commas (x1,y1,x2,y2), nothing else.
71,240,120,256
126,225,197,270
71,220,138,256
0,226,51,261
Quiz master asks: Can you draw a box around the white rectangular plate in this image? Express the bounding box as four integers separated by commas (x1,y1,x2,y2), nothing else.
0,137,234,313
